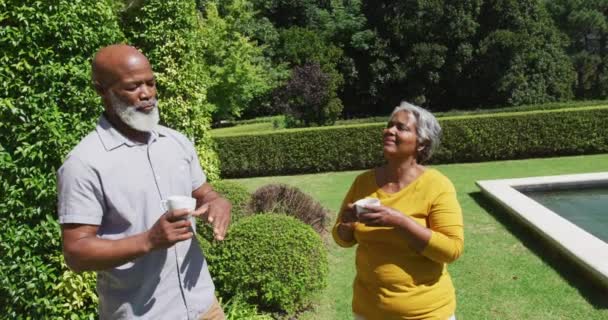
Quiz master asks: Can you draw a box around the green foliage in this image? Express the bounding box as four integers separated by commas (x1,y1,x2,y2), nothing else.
200,1,285,121
120,0,220,180
337,0,576,111
50,254,98,318
272,63,343,127
206,214,328,315
475,0,576,106
547,0,608,99
222,296,273,320
215,106,608,177
277,27,342,73
357,0,483,110
249,0,329,28
265,27,344,127
0,0,123,316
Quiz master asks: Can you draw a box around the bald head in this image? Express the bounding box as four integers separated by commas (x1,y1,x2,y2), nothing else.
92,44,151,90
90,44,159,133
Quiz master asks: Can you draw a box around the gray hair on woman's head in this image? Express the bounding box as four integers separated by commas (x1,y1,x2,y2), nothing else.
389,101,442,163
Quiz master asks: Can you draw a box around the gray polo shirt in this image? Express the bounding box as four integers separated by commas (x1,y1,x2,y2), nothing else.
57,116,215,320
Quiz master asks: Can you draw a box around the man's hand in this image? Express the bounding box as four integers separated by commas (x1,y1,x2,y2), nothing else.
62,210,193,272
193,197,231,241
145,209,193,250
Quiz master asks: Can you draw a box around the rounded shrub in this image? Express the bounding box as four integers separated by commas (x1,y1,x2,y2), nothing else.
207,214,328,315
247,184,328,235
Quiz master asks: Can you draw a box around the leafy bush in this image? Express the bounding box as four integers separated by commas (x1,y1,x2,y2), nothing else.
222,296,272,320
50,254,98,318
0,0,123,316
206,214,328,315
247,184,328,235
214,106,608,177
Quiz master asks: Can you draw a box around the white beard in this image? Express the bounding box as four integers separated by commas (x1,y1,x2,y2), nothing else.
108,91,159,132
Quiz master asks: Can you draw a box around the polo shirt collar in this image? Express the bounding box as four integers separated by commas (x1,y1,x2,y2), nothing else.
96,115,166,151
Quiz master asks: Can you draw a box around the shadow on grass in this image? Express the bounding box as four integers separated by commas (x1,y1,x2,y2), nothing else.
470,192,608,309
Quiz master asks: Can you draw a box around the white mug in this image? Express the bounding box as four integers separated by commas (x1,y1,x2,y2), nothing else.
354,198,381,215
161,196,196,216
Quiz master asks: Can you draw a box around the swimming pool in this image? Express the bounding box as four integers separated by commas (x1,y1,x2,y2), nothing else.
476,172,608,288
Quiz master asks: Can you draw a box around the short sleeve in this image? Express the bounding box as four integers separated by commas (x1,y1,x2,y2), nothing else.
57,156,105,225
188,142,206,191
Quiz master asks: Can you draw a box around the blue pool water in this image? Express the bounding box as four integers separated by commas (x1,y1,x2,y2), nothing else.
524,187,608,243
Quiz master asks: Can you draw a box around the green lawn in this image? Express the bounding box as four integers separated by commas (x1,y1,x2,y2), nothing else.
231,154,608,320
211,122,276,137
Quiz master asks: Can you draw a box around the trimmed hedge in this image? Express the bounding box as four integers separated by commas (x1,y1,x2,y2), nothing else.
214,106,608,178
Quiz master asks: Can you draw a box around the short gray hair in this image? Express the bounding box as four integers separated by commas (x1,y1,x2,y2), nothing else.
389,101,441,163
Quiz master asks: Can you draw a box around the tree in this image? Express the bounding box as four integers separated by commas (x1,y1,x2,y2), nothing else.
474,0,575,106
233,0,350,121
272,63,343,126
200,1,285,122
546,0,608,98
356,0,574,110
249,0,331,28
359,0,483,111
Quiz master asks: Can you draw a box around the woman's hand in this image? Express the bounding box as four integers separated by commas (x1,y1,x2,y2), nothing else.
340,203,358,224
358,204,432,252
357,204,407,228
336,204,358,243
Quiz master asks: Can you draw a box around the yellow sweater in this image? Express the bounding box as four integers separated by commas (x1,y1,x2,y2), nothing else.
332,169,464,320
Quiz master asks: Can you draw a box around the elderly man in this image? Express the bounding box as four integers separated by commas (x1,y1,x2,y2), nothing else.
57,44,230,320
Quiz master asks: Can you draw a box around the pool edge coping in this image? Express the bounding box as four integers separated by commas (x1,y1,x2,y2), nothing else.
476,172,608,288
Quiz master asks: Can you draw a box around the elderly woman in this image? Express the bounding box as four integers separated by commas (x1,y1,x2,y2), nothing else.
332,101,464,320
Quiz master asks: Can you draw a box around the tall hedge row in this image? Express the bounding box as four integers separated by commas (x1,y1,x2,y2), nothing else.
0,0,124,317
214,107,608,178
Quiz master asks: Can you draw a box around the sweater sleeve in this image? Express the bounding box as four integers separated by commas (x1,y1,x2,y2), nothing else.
332,178,358,248
421,184,464,263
